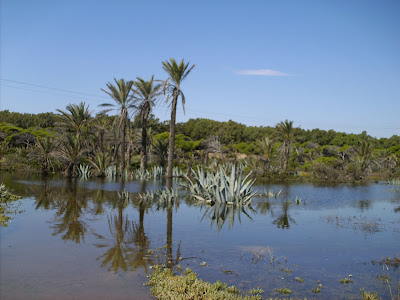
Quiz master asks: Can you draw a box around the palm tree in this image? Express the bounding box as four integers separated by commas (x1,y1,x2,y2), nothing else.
275,120,296,171
100,79,135,175
56,133,87,177
32,137,55,175
132,76,165,171
258,136,275,173
152,138,169,168
353,140,376,177
56,102,92,140
162,58,195,179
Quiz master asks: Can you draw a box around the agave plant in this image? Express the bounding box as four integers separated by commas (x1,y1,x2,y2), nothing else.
133,169,152,180
183,164,257,206
172,167,184,178
137,187,179,209
152,166,165,180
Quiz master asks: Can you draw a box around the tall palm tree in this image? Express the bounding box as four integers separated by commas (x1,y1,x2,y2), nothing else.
100,79,135,175
162,58,195,179
275,120,296,171
132,76,165,171
56,102,92,140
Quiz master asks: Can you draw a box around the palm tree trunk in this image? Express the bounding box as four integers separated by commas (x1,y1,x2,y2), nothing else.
167,98,178,178
120,112,126,176
166,206,173,269
140,117,148,171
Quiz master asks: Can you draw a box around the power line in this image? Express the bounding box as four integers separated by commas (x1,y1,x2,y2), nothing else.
0,78,108,99
0,84,105,104
1,79,398,132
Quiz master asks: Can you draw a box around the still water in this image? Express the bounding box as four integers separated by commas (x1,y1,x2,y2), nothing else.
1,173,399,299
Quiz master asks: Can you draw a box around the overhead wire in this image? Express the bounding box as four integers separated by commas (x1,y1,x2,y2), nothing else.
1,79,398,131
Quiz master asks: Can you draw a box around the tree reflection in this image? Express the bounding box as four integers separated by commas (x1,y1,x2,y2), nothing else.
273,201,295,229
97,180,153,273
51,179,88,243
358,200,371,212
34,178,56,210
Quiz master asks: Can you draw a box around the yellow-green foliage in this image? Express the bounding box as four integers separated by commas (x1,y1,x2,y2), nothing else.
360,290,380,300
146,265,263,300
153,132,201,153
0,183,22,226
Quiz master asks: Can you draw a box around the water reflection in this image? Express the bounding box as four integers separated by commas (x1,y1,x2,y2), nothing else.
199,203,256,231
358,199,372,212
34,178,56,210
50,180,89,243
96,181,153,273
272,201,296,229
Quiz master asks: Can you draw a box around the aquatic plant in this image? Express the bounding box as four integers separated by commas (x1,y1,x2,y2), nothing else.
312,283,322,294
152,166,165,180
360,290,380,300
183,165,257,206
133,169,152,180
275,288,291,294
388,178,400,192
78,164,91,179
138,187,179,209
133,166,165,180
105,165,117,178
294,196,302,205
173,166,184,177
262,189,282,198
295,277,304,283
146,265,263,299
339,278,353,284
156,187,179,209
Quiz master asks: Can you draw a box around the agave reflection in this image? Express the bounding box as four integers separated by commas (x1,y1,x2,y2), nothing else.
199,202,256,232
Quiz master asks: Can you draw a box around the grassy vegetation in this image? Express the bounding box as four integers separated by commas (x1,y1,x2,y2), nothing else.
146,265,265,300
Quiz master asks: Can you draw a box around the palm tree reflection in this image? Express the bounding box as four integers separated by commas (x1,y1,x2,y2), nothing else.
273,201,295,229
51,179,88,243
97,181,153,273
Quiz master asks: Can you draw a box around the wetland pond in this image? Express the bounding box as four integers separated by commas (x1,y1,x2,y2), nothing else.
1,172,399,299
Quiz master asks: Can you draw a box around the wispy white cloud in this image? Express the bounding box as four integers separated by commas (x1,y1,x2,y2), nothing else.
235,69,291,76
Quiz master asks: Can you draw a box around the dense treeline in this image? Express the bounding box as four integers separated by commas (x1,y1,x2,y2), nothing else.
1,109,399,182
2,110,399,149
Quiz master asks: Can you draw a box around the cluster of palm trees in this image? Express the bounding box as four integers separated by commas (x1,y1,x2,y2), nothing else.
40,58,195,178
100,58,195,178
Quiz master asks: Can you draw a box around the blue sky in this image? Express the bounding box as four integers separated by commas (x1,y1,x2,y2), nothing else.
1,0,399,138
